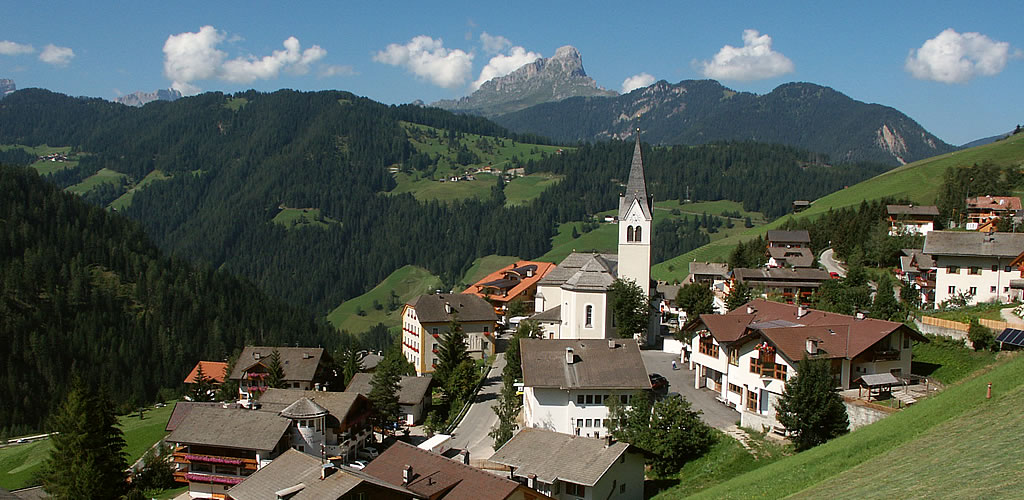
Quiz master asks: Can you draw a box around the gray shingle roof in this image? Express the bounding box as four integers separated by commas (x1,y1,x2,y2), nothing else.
520,339,651,390
733,267,831,282
490,428,632,486
887,204,939,216
344,374,432,405
538,253,619,287
166,406,290,451
923,231,1024,258
766,230,811,243
562,254,617,291
280,397,328,419
688,262,729,277
258,389,364,423
530,304,561,322
619,136,652,220
230,346,325,382
766,247,815,268
407,293,498,324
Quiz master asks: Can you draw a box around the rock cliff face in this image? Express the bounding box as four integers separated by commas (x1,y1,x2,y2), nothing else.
114,88,182,107
0,79,15,99
433,45,616,117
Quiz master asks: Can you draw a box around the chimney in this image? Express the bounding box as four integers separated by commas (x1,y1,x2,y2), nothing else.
402,465,413,485
253,352,261,360
321,462,336,480
605,435,614,447
527,473,537,489
855,311,865,320
458,449,470,465
806,338,818,355
303,353,311,359
314,383,321,391
275,484,306,498
444,302,452,314
797,304,807,318
565,347,575,364
608,340,617,349
747,305,756,315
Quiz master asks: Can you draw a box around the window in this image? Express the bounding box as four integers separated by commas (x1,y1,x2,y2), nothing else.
948,285,956,294
746,389,759,411
699,337,719,357
621,483,627,493
585,419,592,427
565,482,586,497
947,266,960,274
620,394,630,405
969,267,982,275
729,383,742,395
1006,266,1013,272
585,394,594,405
903,334,910,349
483,326,489,333
991,286,998,293
577,394,585,404
577,419,584,429
729,348,739,366
595,419,602,427
969,287,977,295
585,305,593,328
634,226,642,242
992,265,999,272
750,357,762,375
626,225,634,242
432,327,438,335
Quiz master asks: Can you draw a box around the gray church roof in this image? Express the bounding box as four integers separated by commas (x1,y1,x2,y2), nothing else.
279,397,328,419
562,255,617,292
619,134,653,220
538,253,618,288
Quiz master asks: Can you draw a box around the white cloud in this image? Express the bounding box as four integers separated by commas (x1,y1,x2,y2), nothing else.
373,35,473,88
621,73,655,93
319,64,356,77
480,32,511,54
0,40,34,56
162,26,328,95
472,45,542,90
905,28,1011,84
39,44,74,66
699,29,794,81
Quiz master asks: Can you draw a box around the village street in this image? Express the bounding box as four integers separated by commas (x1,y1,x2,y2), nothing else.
448,353,505,462
640,350,739,429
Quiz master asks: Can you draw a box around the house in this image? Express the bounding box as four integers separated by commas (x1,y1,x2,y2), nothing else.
530,135,656,344
765,230,811,249
924,231,1024,305
184,361,229,399
897,249,935,306
345,373,432,425
229,346,329,402
490,428,644,500
401,293,498,376
765,247,814,268
226,448,417,500
684,299,926,431
361,441,547,500
965,195,1021,231
732,267,831,305
685,262,729,284
792,200,811,213
520,339,651,437
886,204,939,235
462,261,556,317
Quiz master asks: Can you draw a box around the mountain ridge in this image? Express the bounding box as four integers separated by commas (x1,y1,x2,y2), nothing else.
113,88,182,107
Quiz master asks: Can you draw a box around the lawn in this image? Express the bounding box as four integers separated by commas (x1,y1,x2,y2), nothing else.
0,403,176,490
271,207,340,230
538,221,619,263
680,352,1022,499
504,173,563,207
929,302,1013,324
456,255,520,291
326,265,442,334
911,336,998,385
66,167,128,195
0,144,79,175
389,172,495,202
108,169,170,211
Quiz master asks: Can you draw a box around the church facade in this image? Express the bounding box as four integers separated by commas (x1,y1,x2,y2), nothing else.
532,134,654,340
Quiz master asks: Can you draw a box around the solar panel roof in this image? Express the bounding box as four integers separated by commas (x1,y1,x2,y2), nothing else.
996,328,1024,347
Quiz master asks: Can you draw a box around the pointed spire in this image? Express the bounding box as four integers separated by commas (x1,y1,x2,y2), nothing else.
619,128,651,219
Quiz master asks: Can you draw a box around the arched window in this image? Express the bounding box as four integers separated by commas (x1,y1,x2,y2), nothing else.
585,305,593,328
634,226,642,242
626,225,634,242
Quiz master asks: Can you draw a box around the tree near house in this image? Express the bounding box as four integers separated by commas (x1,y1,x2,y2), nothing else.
870,273,901,321
610,278,651,339
368,357,402,434
676,282,714,320
216,354,239,402
188,363,215,402
38,379,128,499
265,349,287,389
334,346,364,388
434,314,477,411
775,358,849,451
968,320,998,352
607,392,715,475
489,322,532,449
725,280,753,312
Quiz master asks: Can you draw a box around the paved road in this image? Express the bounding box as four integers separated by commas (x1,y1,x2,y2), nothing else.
448,353,505,460
641,350,738,429
820,248,846,277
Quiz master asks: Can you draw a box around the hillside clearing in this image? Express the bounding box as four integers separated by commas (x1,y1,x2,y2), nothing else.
456,255,520,291
108,169,170,211
326,265,441,334
67,167,127,195
271,207,340,230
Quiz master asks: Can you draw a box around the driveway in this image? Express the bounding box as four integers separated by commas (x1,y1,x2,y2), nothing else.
641,350,738,429
820,248,846,277
448,353,505,460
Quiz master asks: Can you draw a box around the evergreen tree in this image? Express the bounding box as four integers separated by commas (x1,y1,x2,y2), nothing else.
489,375,521,450
188,363,215,402
775,358,849,450
368,357,402,434
610,278,651,339
265,349,287,389
216,355,239,402
607,392,714,475
676,283,715,320
870,274,900,321
336,346,364,388
899,281,921,313
725,280,753,312
434,314,470,391
38,380,128,499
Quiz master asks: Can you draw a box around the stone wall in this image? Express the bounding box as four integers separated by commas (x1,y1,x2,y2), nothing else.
914,319,968,343
844,399,897,431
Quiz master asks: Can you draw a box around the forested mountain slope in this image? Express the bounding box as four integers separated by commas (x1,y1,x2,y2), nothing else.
0,164,335,435
496,80,954,165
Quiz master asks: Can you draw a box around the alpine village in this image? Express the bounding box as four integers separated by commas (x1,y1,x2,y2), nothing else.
2,31,1024,500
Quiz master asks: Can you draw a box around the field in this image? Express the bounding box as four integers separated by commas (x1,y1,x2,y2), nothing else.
669,352,1023,499
1,144,79,175
503,173,563,206
0,403,175,490
108,169,170,210
66,167,128,195
326,265,442,334
389,172,497,202
271,207,340,230
455,255,520,291
538,221,619,263
911,337,998,384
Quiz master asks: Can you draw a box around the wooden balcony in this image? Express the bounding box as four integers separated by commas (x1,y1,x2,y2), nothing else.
870,349,901,361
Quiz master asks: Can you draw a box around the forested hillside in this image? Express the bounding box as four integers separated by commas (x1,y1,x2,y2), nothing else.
0,164,335,435
0,89,890,317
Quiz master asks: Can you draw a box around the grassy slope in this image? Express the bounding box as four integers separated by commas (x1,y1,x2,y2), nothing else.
0,403,175,490
66,167,127,195
503,173,563,207
677,352,1023,499
654,133,1024,280
456,255,520,291
270,207,340,230
108,169,170,210
1,144,78,175
325,265,442,334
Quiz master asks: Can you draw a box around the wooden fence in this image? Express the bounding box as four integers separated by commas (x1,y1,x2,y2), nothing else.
920,316,1010,332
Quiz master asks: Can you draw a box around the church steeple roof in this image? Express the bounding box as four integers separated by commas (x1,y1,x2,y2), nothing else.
619,130,652,220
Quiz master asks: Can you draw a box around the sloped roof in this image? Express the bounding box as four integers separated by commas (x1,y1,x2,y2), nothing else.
887,204,939,216
923,231,1024,258
562,254,617,292
258,389,365,423
520,339,651,390
165,401,235,432
462,261,556,304
184,361,229,384
344,373,432,406
766,230,810,243
166,406,290,451
407,293,498,324
619,136,652,220
966,195,1022,211
230,346,325,382
362,441,523,500
490,428,633,487
530,304,561,322
733,267,830,283
766,247,815,268
280,397,328,419
688,262,729,277
854,373,902,387
538,252,618,287
690,314,756,343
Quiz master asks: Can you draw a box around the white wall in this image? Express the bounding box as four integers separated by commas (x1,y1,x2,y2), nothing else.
524,387,635,436
933,255,1016,305
618,199,652,298
586,451,645,500
561,290,613,339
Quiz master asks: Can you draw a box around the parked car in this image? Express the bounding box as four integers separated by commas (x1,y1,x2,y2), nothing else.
830,272,840,279
357,446,379,460
649,373,669,392
347,460,369,470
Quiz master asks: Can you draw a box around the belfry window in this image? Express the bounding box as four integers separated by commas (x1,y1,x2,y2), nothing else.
634,226,642,242
626,226,634,242
585,305,593,328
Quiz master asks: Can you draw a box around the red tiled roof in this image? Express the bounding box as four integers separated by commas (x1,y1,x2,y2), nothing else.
967,195,1022,211
362,441,523,500
184,361,229,384
462,261,556,304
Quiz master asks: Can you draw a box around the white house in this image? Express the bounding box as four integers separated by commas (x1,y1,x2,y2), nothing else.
401,293,498,376
520,339,651,437
685,299,926,431
924,231,1024,305
490,428,645,500
887,204,939,236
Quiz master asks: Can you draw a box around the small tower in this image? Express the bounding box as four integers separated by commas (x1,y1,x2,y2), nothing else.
618,130,653,297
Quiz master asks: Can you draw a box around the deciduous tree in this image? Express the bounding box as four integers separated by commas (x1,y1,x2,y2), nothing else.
610,278,650,339
607,392,715,475
676,282,714,320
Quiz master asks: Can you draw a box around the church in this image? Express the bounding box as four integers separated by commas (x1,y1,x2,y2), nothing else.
531,134,654,340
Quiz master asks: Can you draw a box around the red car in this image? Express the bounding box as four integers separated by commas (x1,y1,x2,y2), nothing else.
830,272,840,279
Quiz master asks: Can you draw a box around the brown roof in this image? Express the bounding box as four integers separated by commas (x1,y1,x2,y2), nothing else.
691,314,756,342
490,428,634,487
166,406,290,451
520,339,652,390
766,230,810,243
184,361,229,384
462,261,556,304
887,204,940,216
229,346,326,382
165,401,236,432
923,231,1024,258
362,441,526,500
733,267,831,284
966,195,1022,211
258,389,366,424
406,293,498,324
766,247,815,268
344,373,432,405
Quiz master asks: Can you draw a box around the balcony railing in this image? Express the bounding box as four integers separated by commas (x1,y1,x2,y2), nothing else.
871,349,901,361
185,472,245,486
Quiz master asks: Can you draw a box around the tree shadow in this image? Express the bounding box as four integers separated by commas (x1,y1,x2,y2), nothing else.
912,361,941,377
645,478,681,497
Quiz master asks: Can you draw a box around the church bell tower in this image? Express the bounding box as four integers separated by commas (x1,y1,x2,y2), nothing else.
617,130,653,297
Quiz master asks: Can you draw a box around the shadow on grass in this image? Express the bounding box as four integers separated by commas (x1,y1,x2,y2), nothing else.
646,478,681,498
912,361,941,377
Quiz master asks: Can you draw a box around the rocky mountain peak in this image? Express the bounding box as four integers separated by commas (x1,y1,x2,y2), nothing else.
114,88,182,107
0,78,15,99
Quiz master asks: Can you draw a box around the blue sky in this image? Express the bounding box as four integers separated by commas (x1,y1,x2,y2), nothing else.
1,1,1021,145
